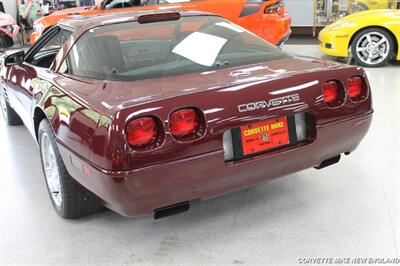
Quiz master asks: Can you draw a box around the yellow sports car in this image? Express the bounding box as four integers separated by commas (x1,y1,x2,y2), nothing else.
319,9,400,67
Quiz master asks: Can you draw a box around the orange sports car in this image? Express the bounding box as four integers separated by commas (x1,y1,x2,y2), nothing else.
31,0,291,46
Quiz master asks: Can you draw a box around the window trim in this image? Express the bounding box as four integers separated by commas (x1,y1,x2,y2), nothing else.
24,26,61,63
24,26,74,67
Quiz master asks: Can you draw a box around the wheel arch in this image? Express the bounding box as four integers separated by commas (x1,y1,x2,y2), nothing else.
348,26,398,58
33,107,55,142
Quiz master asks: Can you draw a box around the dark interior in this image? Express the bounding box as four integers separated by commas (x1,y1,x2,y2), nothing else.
31,49,60,68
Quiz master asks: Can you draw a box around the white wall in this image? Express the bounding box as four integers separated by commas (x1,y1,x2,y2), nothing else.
285,0,314,26
2,0,17,18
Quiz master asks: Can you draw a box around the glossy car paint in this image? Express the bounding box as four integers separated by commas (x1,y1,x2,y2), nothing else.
1,12,373,217
319,9,400,60
30,0,291,46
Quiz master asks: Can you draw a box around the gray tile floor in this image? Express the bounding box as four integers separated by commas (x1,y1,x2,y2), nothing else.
0,45,399,265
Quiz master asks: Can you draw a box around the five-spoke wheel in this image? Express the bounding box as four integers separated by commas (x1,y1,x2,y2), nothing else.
351,28,394,67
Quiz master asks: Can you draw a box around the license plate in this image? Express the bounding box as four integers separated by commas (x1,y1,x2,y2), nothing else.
240,116,290,156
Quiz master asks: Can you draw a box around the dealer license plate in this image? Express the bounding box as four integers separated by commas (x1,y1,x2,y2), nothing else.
240,116,290,156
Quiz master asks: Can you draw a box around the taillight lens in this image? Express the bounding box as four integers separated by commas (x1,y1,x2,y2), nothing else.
169,108,205,141
322,80,345,107
348,76,365,101
126,117,159,148
170,109,198,137
323,81,339,104
265,0,283,14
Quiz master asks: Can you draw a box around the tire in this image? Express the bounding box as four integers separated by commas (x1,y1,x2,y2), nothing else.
351,28,394,67
0,88,23,126
38,119,103,219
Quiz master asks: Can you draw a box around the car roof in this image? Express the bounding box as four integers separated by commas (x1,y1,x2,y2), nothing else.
58,10,217,31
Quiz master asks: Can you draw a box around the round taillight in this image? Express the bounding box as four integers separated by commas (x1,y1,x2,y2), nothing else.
322,80,344,107
169,108,205,141
126,117,161,149
348,76,365,101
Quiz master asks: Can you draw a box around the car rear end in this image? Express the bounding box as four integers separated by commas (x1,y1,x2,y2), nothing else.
55,12,372,217
59,62,372,217
232,0,291,46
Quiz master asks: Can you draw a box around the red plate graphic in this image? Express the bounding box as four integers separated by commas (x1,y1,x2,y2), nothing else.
240,116,290,156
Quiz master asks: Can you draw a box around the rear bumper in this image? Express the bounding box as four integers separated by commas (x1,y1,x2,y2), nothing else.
277,33,290,47
58,111,373,217
258,12,291,45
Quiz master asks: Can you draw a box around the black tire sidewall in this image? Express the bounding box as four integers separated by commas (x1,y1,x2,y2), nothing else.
351,28,394,67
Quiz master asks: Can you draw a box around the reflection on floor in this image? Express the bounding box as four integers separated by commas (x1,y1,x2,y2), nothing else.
0,45,398,265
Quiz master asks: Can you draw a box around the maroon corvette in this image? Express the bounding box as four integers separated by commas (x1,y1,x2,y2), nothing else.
0,11,373,219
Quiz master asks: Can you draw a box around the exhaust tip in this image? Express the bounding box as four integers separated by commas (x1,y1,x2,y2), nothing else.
315,155,341,170
154,201,190,219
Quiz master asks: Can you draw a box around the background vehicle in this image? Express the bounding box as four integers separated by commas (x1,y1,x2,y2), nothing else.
319,9,400,67
351,0,399,12
0,12,19,48
1,11,372,219
30,0,291,46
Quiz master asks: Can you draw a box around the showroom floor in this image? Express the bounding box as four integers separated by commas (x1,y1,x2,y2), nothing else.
0,45,399,265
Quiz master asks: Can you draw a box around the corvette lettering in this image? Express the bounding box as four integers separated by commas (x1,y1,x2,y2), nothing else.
238,94,301,113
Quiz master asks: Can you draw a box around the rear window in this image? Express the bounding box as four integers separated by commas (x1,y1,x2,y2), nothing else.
64,15,289,81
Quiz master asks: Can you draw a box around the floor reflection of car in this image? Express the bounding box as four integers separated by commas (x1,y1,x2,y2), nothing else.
1,11,372,219
31,0,291,46
319,9,400,67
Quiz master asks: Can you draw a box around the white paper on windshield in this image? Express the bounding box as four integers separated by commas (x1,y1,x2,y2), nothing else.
172,32,227,67
215,22,244,33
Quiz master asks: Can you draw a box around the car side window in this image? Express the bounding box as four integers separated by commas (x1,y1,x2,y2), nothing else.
25,27,72,69
37,29,72,54
59,58,68,74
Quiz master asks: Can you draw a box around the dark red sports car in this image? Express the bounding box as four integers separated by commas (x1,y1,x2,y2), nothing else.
0,11,373,219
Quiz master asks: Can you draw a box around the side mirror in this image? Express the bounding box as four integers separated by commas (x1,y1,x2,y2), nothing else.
5,51,25,66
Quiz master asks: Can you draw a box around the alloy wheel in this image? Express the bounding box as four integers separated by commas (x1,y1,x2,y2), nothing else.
41,132,63,208
355,32,390,66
